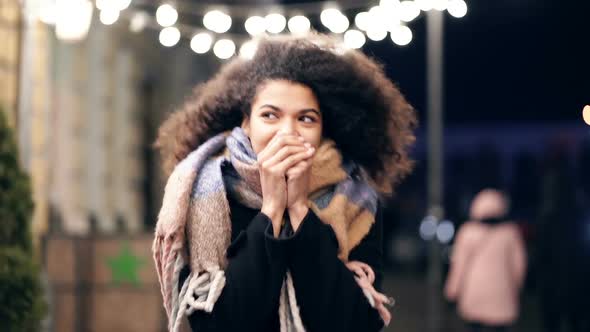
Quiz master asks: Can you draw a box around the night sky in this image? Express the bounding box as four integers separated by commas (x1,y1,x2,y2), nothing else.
204,0,589,124
360,0,590,124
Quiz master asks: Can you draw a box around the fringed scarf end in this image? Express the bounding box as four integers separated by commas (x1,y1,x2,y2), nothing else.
346,261,394,327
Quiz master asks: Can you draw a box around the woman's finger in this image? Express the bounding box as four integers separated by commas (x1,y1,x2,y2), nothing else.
256,132,279,162
258,134,305,163
286,155,313,177
274,150,313,173
263,145,308,169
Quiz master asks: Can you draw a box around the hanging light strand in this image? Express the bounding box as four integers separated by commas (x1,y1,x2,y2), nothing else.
38,0,468,58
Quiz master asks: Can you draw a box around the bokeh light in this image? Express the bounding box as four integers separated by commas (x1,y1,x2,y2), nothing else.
156,4,178,27
159,26,180,47
583,105,590,125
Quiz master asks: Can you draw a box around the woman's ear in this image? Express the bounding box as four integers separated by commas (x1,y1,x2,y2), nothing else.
241,116,250,136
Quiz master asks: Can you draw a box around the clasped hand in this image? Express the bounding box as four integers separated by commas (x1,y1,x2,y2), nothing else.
258,132,316,237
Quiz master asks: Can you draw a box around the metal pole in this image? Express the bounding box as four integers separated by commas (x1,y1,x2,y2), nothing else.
426,9,445,332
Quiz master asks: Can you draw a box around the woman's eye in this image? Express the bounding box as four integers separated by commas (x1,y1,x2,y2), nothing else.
301,116,315,123
262,113,278,119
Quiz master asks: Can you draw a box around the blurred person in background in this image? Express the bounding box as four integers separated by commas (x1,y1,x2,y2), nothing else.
536,147,590,332
151,34,417,332
445,189,527,332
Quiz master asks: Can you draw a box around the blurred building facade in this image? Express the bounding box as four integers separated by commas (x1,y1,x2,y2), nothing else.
0,1,20,128
1,0,56,249
2,0,229,329
2,4,150,241
1,3,179,331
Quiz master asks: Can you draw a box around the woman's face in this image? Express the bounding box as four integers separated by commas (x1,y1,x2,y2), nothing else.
242,80,322,155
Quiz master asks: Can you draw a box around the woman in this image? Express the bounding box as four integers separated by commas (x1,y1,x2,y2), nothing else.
444,189,527,332
153,34,416,332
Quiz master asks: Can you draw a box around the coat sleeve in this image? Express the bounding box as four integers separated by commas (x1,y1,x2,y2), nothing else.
444,224,471,301
181,212,289,331
286,205,386,332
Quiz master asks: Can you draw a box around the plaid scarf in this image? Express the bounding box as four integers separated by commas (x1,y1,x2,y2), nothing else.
153,127,392,332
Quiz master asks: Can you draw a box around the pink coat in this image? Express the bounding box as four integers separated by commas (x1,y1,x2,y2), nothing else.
444,221,527,325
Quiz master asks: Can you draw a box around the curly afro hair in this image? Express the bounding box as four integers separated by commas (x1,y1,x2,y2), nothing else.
154,34,417,196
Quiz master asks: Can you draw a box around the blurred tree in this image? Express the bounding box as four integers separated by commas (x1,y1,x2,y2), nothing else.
0,108,45,331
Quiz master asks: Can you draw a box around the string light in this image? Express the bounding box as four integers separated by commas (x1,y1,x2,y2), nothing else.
213,39,236,59
343,29,366,49
448,0,468,18
399,1,420,22
36,0,469,58
367,6,390,32
156,4,178,27
239,40,258,59
320,8,349,34
366,27,387,41
365,6,397,39
159,26,180,47
38,0,57,25
190,32,213,54
203,10,232,33
265,13,286,34
354,11,369,31
320,8,339,28
331,15,349,33
288,15,311,35
100,8,120,25
390,25,413,46
245,16,267,36
55,0,93,42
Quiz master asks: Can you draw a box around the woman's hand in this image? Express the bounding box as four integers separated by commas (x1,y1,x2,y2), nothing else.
257,132,310,237
286,137,315,231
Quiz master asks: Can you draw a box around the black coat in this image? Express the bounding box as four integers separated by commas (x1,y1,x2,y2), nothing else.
179,191,385,332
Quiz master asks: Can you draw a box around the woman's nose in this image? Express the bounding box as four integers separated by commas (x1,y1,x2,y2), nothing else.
279,122,298,136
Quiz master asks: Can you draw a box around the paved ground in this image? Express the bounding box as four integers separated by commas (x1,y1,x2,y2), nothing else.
381,273,542,332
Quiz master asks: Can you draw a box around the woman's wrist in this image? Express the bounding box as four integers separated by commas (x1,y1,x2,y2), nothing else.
288,201,309,231
261,204,285,237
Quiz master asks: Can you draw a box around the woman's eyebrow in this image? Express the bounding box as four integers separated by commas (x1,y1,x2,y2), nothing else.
259,104,281,111
259,104,320,116
300,109,321,117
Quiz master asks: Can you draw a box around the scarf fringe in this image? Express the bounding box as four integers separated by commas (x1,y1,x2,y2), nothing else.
152,234,183,323
346,261,394,326
153,232,227,332
168,253,226,332
279,271,306,332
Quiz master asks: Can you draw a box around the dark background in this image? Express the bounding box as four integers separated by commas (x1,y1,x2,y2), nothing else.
362,0,590,124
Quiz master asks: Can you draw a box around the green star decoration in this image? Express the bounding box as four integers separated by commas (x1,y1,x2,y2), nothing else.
106,241,145,287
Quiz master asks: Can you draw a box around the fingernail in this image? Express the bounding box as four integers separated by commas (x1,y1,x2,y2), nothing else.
304,142,311,147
